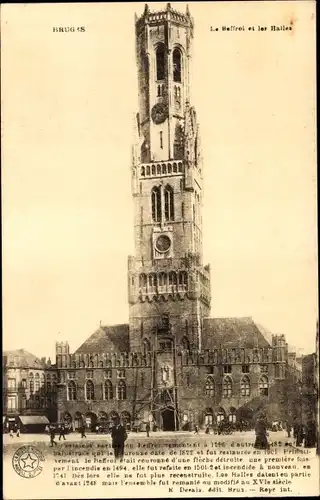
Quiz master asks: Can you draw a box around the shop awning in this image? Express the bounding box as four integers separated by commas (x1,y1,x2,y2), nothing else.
19,416,49,425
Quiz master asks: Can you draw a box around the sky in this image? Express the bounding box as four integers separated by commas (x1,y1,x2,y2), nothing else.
2,2,317,360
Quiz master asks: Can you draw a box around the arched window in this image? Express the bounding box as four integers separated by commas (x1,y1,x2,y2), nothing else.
168,271,177,288
178,271,188,289
152,165,156,176
148,273,157,291
156,44,165,81
117,380,126,401
164,185,174,221
141,166,145,176
228,408,237,424
158,272,167,290
146,165,151,176
173,48,182,82
205,376,215,397
151,187,161,222
46,373,51,391
67,380,77,401
29,373,34,394
139,273,147,290
259,376,269,396
240,376,250,397
34,373,40,392
142,338,151,356
104,380,113,400
85,380,95,401
223,377,232,398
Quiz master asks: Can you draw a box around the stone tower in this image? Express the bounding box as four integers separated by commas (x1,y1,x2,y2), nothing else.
128,3,211,357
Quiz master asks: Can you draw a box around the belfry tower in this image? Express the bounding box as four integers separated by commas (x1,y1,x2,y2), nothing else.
128,2,211,428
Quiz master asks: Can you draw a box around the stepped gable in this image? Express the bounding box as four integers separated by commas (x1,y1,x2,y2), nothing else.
203,317,271,350
3,348,47,368
75,324,129,354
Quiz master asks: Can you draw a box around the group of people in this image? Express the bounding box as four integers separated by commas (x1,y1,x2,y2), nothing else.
254,414,318,450
46,417,128,460
286,418,317,448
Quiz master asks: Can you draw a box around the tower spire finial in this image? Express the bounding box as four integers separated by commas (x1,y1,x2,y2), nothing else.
186,4,190,17
166,3,172,11
144,4,149,15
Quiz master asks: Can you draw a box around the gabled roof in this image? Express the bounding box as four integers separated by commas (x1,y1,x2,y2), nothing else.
75,324,129,354
203,317,271,349
3,349,47,369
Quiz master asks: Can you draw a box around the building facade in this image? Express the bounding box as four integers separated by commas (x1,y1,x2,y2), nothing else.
55,4,298,432
3,349,57,431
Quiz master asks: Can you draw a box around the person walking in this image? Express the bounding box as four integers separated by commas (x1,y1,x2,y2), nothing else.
146,422,150,438
80,423,86,439
15,423,20,438
254,415,269,450
49,425,57,447
194,424,199,435
304,418,316,448
59,423,66,441
286,420,292,438
111,416,127,461
9,427,14,438
296,421,304,447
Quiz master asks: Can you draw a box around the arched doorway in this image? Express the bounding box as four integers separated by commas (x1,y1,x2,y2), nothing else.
85,412,97,432
62,412,72,431
161,406,176,431
74,412,83,431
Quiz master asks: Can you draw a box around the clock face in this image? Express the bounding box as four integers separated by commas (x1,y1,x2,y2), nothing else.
151,103,168,124
155,234,171,253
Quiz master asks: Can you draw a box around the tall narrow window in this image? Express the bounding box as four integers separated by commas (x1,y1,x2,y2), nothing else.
85,380,95,401
117,380,126,401
259,376,269,397
104,380,113,400
240,376,250,397
173,48,182,82
223,377,232,398
156,44,165,81
205,376,215,397
67,381,77,401
164,185,174,221
35,373,40,392
160,131,163,149
29,374,34,394
151,187,161,222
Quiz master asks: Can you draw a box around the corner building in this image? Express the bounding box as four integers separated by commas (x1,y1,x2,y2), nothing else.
56,4,297,432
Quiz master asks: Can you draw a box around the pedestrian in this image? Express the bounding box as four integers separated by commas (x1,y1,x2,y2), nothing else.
254,415,269,450
146,422,150,438
205,424,210,434
111,416,127,461
80,423,86,439
9,428,14,438
49,425,57,447
194,424,199,434
15,423,20,437
295,421,304,446
286,421,292,438
304,419,316,448
59,423,66,441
